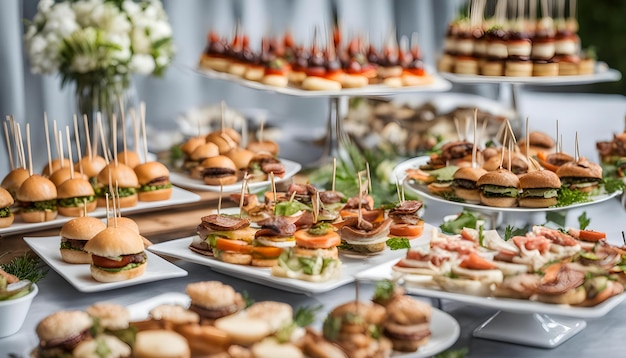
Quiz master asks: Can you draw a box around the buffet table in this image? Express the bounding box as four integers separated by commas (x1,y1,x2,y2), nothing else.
2,92,626,357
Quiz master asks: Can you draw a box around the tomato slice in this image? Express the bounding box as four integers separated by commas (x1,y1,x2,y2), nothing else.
294,229,341,249
92,255,131,268
390,222,425,239
215,238,252,254
578,230,606,242
251,245,285,259
459,252,496,270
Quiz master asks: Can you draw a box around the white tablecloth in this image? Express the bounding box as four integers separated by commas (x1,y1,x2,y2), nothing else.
2,91,626,357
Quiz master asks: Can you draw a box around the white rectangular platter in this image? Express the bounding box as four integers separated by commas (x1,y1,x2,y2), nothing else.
24,236,188,292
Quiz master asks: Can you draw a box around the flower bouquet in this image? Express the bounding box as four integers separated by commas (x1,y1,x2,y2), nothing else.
24,0,175,142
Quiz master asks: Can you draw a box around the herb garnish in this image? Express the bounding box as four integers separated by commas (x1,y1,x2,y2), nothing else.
578,211,590,230
504,225,526,241
386,237,410,250
1,253,48,283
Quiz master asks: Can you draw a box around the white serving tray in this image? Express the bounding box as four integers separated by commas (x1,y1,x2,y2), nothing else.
24,236,188,293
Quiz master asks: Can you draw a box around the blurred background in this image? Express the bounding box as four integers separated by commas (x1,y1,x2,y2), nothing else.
1,0,624,179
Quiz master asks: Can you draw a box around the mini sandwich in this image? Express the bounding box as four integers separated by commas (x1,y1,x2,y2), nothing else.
322,301,392,358
0,187,15,228
134,161,173,201
247,152,286,182
16,174,58,223
117,150,141,169
477,169,520,207
336,216,393,254
273,222,342,282
382,295,432,353
75,155,107,182
186,142,220,177
388,200,425,239
246,140,280,156
206,130,238,154
535,262,586,305
95,163,139,208
59,216,106,264
518,170,561,208
133,330,190,358
48,167,88,187
186,281,245,321
556,158,603,193
200,155,238,186
452,167,487,204
1,167,30,199
519,131,555,156
56,178,97,217
83,226,147,282
225,147,255,178
192,214,257,263
72,335,131,358
34,310,94,358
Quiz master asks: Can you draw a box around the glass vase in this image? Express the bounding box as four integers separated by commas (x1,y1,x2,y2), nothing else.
75,77,136,159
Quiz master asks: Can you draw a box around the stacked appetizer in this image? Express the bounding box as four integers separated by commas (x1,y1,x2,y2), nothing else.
31,280,433,357
438,0,596,77
199,26,434,90
394,224,625,307
189,182,426,283
405,130,613,208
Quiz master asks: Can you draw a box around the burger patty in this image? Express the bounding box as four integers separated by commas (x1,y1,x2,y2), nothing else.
202,167,236,177
145,177,170,186
61,238,87,250
453,179,478,190
40,328,91,351
189,302,242,320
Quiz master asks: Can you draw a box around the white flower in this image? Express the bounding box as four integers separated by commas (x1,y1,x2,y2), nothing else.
25,0,173,82
130,54,155,74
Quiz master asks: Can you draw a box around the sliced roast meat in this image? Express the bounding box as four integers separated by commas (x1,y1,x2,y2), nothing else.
200,214,250,231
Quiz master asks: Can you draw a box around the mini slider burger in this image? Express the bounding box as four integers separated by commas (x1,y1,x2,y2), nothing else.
83,225,147,282
518,169,561,208
272,222,342,282
476,168,520,208
134,161,173,201
56,177,96,217
556,158,603,193
95,163,139,208
186,281,245,321
452,167,488,204
16,174,58,223
382,294,432,353
336,215,393,254
1,167,30,199
0,187,15,228
247,152,286,182
59,216,106,264
253,215,299,267
34,310,94,357
199,155,238,186
322,301,392,358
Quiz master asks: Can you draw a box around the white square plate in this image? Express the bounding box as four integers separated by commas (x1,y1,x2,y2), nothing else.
24,236,188,292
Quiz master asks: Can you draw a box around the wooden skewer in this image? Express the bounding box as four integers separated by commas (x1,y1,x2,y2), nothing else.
525,117,531,165
238,174,249,218
472,108,478,168
119,96,128,166
53,120,64,168
130,108,140,160
58,130,65,172
395,176,402,203
270,172,276,205
25,124,32,176
217,184,223,215
15,121,26,170
43,113,53,174
453,117,462,140
140,104,148,163
112,114,118,166
105,192,110,227
97,115,109,164
332,157,337,192
83,115,93,160
574,132,580,162
3,120,14,170
73,115,84,176
357,171,363,226
220,101,226,133
66,127,74,180
115,181,120,225
499,130,507,170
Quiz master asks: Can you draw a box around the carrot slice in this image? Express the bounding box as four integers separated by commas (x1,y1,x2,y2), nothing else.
459,252,497,270
390,222,425,239
215,238,252,254
578,230,607,242
294,229,341,249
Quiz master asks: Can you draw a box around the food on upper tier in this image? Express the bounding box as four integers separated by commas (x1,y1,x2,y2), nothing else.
16,174,57,223
199,27,434,90
0,187,15,228
438,0,596,77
